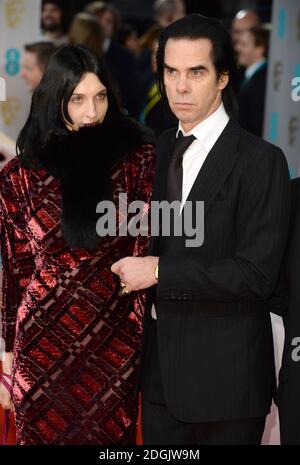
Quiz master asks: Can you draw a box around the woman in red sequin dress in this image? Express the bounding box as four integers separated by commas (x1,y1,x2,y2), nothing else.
0,45,155,444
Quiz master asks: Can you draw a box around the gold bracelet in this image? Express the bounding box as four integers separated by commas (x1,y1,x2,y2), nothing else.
154,264,159,282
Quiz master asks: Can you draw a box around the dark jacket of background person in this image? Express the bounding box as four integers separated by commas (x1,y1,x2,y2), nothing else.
105,40,140,117
238,61,268,137
269,177,300,445
84,2,141,117
139,84,177,137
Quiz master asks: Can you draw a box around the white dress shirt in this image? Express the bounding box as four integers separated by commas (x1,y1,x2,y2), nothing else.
151,102,229,320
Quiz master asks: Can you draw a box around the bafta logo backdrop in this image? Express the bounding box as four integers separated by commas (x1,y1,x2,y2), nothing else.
263,0,300,446
5,0,26,28
273,61,283,91
0,77,6,101
0,0,41,139
264,0,300,179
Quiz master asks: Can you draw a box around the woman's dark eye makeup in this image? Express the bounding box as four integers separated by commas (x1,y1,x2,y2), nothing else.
71,91,107,103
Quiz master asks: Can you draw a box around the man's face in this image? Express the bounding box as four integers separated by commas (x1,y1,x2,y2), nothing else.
231,16,257,50
42,3,63,32
160,0,186,27
174,0,186,21
163,38,228,132
124,31,140,55
236,31,263,67
20,52,43,91
98,10,115,39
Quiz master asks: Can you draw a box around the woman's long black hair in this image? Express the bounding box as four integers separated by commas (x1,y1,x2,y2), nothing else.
17,44,122,168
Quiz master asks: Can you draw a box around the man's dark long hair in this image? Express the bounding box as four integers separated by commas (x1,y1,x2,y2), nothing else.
156,14,239,120
17,45,122,168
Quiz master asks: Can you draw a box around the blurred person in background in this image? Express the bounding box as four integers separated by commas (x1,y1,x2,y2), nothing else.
2,42,56,170
236,26,269,137
69,12,105,58
138,24,163,92
139,26,177,137
40,0,69,46
0,44,155,445
118,24,140,57
86,1,122,40
153,0,186,28
138,1,186,97
86,1,140,117
231,9,261,52
20,42,57,92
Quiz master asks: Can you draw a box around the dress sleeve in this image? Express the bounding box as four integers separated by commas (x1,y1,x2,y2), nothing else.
0,166,34,352
127,144,156,257
129,144,156,316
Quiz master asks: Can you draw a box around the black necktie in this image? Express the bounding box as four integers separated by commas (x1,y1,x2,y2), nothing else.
166,131,196,202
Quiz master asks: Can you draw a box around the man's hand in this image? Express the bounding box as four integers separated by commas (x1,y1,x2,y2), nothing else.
111,256,159,291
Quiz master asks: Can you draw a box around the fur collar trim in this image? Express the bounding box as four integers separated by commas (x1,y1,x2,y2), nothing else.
34,116,154,250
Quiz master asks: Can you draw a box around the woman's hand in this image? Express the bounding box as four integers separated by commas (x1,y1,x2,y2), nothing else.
0,143,15,170
0,380,14,411
1,353,15,411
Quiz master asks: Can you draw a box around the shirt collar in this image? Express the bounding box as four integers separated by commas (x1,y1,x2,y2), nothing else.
176,102,229,153
245,59,267,81
103,38,111,53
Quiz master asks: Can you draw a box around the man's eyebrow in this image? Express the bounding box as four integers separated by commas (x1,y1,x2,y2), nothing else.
164,63,177,71
164,63,208,71
189,65,208,71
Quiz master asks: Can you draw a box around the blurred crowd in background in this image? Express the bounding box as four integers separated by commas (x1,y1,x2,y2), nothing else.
0,0,272,169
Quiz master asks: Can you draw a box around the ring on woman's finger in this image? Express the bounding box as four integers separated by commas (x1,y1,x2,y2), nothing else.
122,286,132,295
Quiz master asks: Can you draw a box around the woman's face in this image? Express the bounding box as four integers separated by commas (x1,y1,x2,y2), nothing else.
66,72,108,131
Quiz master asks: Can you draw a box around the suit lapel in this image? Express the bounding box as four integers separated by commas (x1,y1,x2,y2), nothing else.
148,120,241,256
184,119,240,213
180,119,241,255
153,133,177,202
148,129,177,255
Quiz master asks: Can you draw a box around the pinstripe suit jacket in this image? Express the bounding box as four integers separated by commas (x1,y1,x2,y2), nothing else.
138,119,291,423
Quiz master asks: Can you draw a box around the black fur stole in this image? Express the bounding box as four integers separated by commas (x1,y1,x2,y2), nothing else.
34,116,154,251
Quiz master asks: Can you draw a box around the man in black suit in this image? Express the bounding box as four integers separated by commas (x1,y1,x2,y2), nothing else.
111,14,290,445
236,26,269,137
270,179,300,445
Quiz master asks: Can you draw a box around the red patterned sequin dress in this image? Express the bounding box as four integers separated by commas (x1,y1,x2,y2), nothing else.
0,131,155,444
